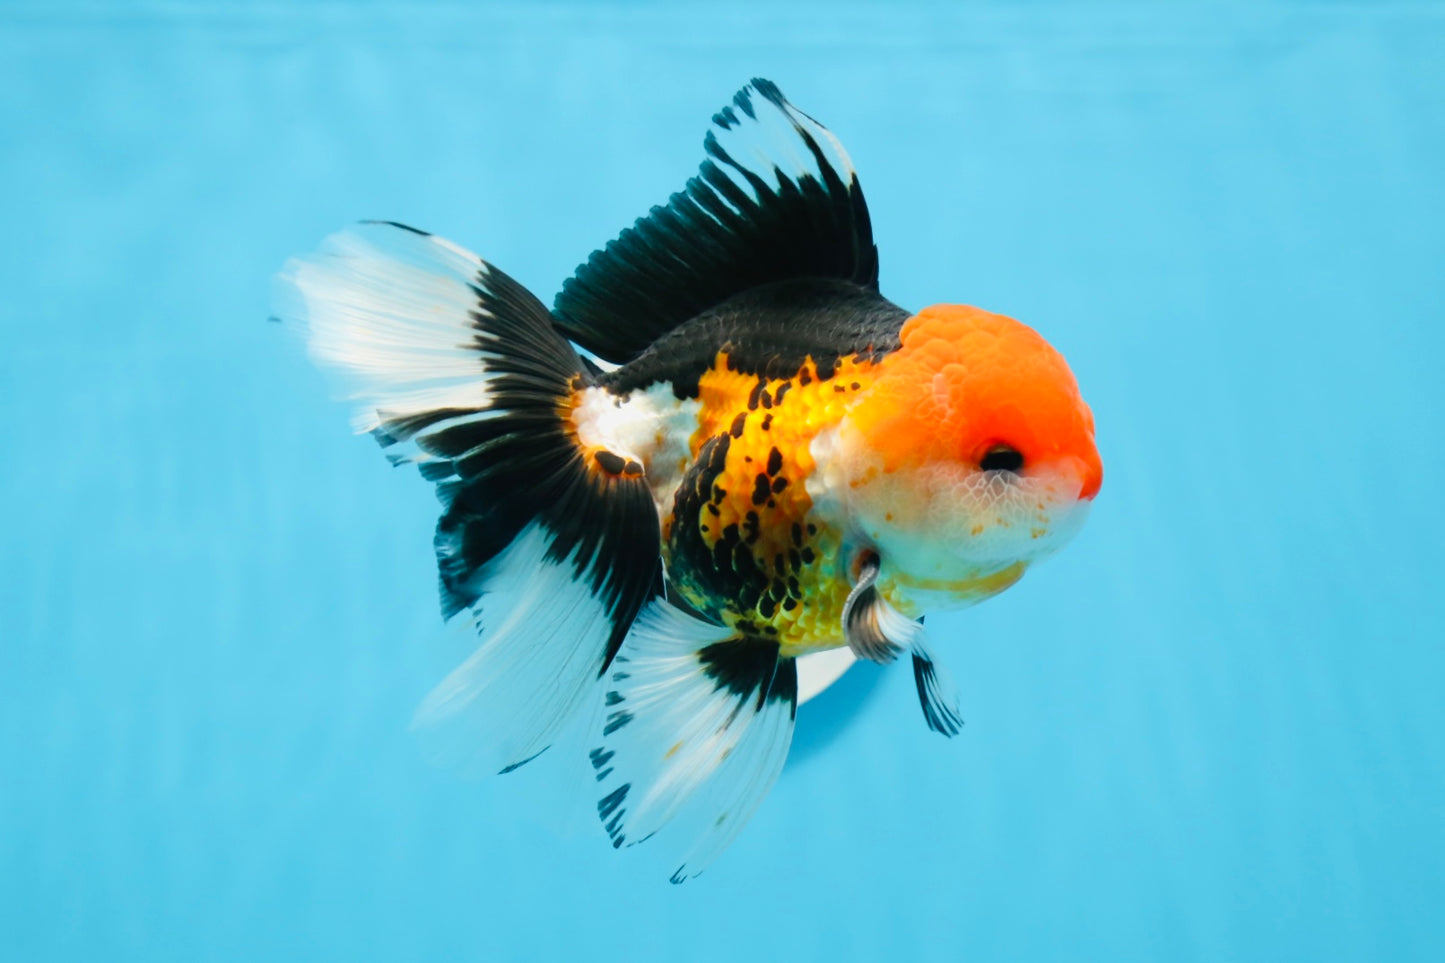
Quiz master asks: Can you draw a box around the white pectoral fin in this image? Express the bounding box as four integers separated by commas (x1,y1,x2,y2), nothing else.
590,601,798,883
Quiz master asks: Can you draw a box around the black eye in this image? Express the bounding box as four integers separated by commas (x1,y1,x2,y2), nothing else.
980,445,1024,473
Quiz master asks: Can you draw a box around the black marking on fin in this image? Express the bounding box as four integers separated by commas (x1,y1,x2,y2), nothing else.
594,449,628,474
697,637,787,711
913,652,964,737
604,710,634,735
554,79,881,367
360,218,431,237
599,783,631,847
355,238,662,671
590,600,800,881
497,746,549,774
841,553,903,663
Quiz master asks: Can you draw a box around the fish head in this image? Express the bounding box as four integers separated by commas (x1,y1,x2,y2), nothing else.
814,304,1102,615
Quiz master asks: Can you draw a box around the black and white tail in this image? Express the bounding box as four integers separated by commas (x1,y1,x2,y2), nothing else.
273,221,659,774
273,76,896,879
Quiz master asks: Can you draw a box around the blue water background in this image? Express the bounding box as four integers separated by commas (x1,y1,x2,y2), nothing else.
3,2,1442,960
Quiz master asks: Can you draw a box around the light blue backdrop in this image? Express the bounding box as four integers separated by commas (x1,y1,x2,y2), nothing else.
3,2,1442,960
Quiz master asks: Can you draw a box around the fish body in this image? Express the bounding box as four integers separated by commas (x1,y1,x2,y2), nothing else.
275,79,1101,881
573,279,1099,659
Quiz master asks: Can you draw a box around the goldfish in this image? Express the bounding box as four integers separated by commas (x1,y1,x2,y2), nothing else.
273,78,1101,882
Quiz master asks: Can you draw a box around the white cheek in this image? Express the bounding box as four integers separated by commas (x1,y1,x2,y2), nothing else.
924,466,1090,566
808,424,1090,581
849,461,1087,570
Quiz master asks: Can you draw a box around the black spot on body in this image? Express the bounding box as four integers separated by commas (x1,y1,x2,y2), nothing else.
752,473,772,506
766,447,783,476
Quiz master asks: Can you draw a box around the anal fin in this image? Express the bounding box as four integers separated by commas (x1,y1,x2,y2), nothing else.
590,601,797,882
842,558,964,736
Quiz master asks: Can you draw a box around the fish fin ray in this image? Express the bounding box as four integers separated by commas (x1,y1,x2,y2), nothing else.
841,554,911,664
592,601,797,882
911,638,964,738
276,222,662,771
413,522,651,773
554,78,877,365
274,221,498,446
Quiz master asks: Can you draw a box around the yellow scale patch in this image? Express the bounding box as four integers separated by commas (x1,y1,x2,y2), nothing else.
677,352,883,656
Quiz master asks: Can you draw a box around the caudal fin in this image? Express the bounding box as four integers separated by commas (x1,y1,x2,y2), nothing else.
274,221,660,773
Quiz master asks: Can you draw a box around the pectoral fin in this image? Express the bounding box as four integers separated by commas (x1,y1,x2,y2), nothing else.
841,561,964,735
910,635,964,738
841,554,912,663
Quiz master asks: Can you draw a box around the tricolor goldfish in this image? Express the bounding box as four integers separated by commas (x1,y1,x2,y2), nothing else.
274,79,1101,882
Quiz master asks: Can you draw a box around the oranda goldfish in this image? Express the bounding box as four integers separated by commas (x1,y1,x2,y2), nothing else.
274,79,1102,882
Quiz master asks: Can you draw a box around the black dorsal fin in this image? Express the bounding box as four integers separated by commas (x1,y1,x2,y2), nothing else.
553,78,879,365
